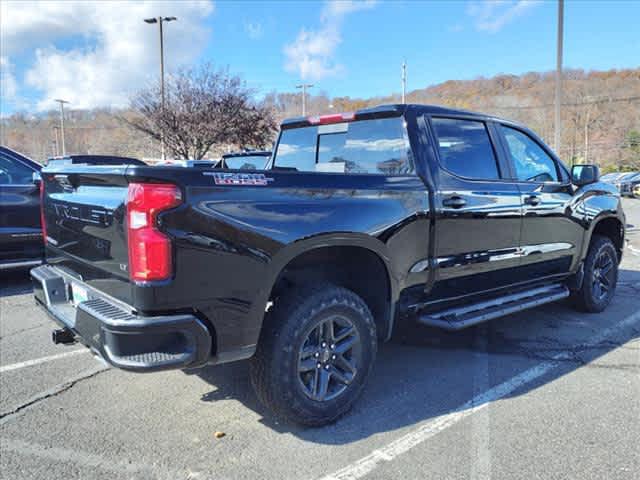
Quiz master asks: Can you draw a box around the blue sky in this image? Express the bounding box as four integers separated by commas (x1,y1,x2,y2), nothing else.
1,0,639,114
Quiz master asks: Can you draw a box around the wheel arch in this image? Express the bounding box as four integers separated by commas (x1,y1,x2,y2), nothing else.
258,234,400,343
583,214,625,262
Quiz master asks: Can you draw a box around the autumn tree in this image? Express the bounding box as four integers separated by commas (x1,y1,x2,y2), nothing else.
127,64,277,160
623,130,640,169
2,67,639,168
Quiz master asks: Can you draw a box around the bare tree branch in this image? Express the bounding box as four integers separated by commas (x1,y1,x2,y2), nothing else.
126,64,277,159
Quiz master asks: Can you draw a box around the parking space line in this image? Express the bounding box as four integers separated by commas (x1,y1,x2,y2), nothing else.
0,349,89,374
470,328,491,480
318,310,640,480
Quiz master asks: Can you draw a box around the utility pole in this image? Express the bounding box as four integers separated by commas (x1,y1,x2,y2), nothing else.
144,16,177,161
296,83,314,116
401,60,407,104
554,0,564,154
54,99,69,155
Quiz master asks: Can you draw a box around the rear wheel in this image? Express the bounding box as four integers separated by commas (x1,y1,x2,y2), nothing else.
571,235,618,312
250,283,377,426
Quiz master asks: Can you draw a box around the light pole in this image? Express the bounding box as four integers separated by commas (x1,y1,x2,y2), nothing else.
296,83,314,116
52,126,60,156
54,99,69,155
144,16,177,160
401,60,407,104
554,0,564,154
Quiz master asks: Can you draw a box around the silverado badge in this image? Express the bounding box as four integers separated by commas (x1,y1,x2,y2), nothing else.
204,172,274,186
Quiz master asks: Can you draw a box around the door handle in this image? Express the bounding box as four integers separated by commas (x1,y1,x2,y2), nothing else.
442,196,467,209
524,195,541,206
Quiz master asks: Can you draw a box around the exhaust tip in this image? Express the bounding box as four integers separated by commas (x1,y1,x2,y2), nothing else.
52,328,76,345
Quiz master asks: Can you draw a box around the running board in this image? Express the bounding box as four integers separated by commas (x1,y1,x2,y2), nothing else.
418,283,570,331
0,259,42,271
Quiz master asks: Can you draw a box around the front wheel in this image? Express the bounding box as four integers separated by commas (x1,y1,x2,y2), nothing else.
250,283,377,426
571,235,618,312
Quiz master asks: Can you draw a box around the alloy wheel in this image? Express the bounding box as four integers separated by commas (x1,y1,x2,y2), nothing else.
297,314,361,402
592,248,615,301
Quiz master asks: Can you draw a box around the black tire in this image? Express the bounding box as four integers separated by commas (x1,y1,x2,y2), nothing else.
249,283,377,426
571,235,618,313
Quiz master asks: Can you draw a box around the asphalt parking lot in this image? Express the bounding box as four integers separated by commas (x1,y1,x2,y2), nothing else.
1,198,639,480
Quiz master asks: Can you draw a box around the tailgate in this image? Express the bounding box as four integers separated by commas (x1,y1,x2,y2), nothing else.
42,166,130,282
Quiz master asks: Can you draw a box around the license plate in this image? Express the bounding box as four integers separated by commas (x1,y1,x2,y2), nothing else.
71,283,89,306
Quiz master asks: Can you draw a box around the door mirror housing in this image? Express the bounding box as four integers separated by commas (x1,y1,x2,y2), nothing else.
32,171,42,185
571,164,599,187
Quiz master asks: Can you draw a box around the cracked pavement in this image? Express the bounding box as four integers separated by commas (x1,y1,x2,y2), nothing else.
0,198,639,480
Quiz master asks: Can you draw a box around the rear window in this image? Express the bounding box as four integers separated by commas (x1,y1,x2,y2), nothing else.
224,155,269,170
273,117,413,175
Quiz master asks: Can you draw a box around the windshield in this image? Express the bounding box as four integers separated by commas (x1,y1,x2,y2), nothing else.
618,172,639,181
273,117,413,175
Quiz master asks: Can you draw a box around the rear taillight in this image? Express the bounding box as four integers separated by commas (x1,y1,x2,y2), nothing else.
126,183,182,282
39,180,47,244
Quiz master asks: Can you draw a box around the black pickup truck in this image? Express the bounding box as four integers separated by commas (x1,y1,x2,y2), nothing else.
31,104,625,425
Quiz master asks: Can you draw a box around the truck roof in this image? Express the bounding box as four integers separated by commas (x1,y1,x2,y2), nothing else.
280,103,517,129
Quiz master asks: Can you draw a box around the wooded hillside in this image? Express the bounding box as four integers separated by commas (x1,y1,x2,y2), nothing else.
2,67,638,170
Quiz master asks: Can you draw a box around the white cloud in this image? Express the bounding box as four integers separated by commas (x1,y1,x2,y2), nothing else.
345,138,406,152
321,0,376,19
244,21,263,40
0,56,18,104
0,1,215,110
466,0,541,33
284,0,376,81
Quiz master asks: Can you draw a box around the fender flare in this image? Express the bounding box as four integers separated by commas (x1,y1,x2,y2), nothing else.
249,233,401,342
579,212,625,262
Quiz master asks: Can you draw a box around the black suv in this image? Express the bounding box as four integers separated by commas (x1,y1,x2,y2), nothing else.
616,172,640,197
0,146,43,270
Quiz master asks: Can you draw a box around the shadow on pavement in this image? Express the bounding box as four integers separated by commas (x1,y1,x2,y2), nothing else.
0,269,33,297
193,269,640,444
4,257,638,446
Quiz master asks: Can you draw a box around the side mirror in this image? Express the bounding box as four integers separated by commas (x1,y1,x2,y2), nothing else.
32,171,42,185
571,164,599,187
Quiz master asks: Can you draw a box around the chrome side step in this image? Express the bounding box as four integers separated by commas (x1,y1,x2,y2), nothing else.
418,283,570,331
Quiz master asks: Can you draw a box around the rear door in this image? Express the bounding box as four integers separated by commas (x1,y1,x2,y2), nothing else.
428,116,523,301
0,149,42,263
497,124,580,279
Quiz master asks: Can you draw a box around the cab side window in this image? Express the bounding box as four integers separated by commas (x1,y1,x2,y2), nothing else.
500,126,559,183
